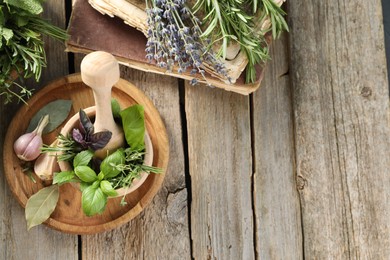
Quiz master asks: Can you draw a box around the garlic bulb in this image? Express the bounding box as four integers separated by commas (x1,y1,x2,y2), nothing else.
14,115,49,161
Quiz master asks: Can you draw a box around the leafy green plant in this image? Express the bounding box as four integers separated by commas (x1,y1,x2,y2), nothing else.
0,0,68,103
53,149,122,216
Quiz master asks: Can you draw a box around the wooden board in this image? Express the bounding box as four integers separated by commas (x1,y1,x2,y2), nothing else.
3,0,390,258
185,85,254,259
252,32,303,259
288,0,390,258
3,74,169,234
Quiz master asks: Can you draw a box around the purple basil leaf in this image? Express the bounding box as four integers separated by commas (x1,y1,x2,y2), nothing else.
72,128,86,145
79,109,94,136
88,131,112,150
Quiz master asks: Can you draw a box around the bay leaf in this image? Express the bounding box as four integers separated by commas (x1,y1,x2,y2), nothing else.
25,185,59,230
27,99,73,134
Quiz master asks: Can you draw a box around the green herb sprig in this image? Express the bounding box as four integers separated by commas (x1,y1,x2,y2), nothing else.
109,147,162,191
0,0,68,104
193,0,288,83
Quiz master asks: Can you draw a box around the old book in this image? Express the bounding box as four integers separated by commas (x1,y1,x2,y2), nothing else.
67,0,268,94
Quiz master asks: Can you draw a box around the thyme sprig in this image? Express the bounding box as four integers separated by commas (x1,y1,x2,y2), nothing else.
109,147,162,190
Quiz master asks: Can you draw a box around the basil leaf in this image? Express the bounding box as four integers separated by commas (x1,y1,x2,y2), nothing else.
53,171,76,185
111,98,121,119
73,150,94,168
80,182,89,192
97,171,104,181
27,100,72,134
79,109,94,136
72,128,85,146
82,186,107,216
74,166,97,183
89,131,112,150
101,149,125,179
100,180,118,197
120,104,145,150
25,185,59,230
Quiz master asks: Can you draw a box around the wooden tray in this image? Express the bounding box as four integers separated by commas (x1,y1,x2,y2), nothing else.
3,73,169,234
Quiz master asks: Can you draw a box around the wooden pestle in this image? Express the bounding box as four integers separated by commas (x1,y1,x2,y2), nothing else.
80,51,125,158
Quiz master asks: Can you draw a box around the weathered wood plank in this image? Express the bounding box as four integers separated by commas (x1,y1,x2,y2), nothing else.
80,68,191,259
252,32,303,259
186,85,254,259
289,0,390,258
0,1,78,259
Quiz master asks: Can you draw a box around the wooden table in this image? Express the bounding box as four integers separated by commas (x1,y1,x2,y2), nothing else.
1,0,390,259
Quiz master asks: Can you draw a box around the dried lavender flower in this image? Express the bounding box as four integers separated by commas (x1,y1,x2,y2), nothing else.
145,0,230,85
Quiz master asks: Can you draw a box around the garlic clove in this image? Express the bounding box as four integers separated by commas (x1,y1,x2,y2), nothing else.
34,152,59,181
13,115,49,162
14,133,42,161
34,140,59,181
14,132,36,157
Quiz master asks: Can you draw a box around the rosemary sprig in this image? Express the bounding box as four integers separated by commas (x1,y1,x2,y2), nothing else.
0,1,68,104
41,134,82,162
193,0,288,83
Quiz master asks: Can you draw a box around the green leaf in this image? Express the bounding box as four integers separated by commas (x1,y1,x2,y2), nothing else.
100,149,125,179
6,0,43,15
97,171,104,181
80,182,89,192
27,100,73,134
74,166,97,183
120,104,145,150
73,150,94,168
1,27,13,42
111,98,121,119
82,186,107,216
100,180,118,197
0,7,5,26
15,15,28,27
25,185,59,230
53,171,76,185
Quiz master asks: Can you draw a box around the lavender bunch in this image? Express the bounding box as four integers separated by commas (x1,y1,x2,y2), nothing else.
145,0,229,85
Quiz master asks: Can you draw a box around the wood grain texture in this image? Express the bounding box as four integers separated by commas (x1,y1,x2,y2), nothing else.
0,1,78,259
186,85,254,259
289,0,390,258
252,32,303,259
81,68,191,258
